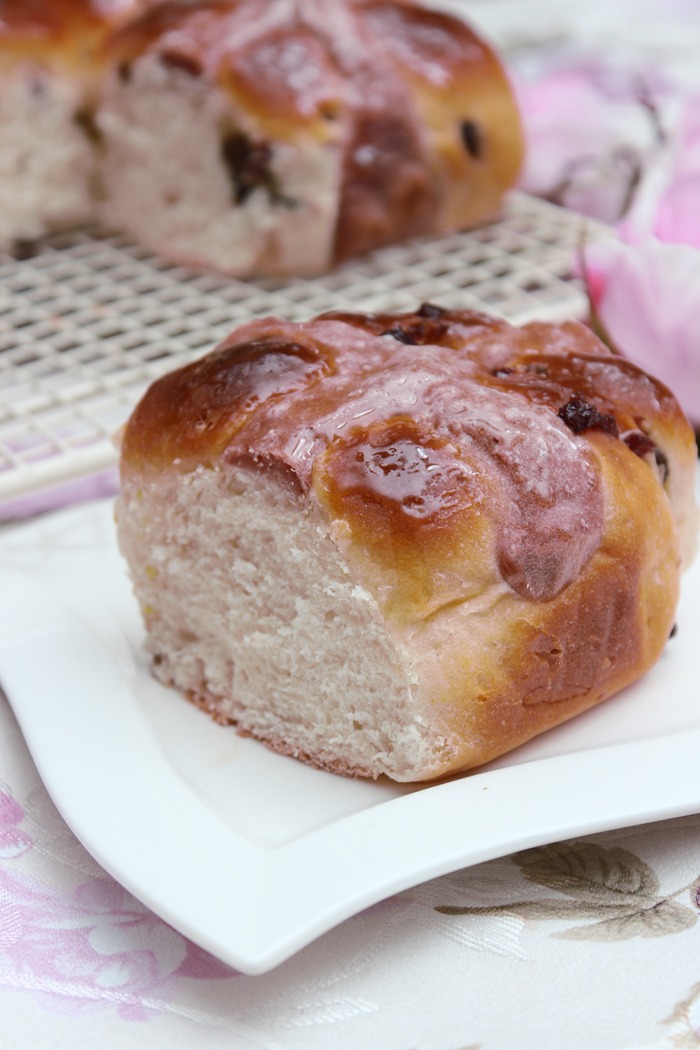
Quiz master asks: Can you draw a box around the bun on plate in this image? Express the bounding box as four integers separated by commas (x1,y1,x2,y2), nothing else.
116,305,698,781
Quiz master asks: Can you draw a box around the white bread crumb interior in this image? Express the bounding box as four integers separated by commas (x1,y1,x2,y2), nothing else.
119,463,453,780
0,63,96,249
98,58,342,276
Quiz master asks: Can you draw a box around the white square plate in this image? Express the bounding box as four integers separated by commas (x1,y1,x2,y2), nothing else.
1,492,699,975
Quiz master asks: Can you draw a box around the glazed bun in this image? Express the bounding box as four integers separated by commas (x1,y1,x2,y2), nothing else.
98,0,523,275
116,305,698,782
0,0,523,274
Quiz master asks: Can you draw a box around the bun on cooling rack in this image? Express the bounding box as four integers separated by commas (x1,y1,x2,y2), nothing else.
0,0,139,251
97,0,523,275
0,0,523,275
116,305,698,782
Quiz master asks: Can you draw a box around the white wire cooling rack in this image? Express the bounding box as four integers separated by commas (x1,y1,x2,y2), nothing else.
0,193,599,515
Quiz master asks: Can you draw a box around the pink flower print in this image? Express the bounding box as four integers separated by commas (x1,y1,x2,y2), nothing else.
514,62,662,223
651,174,700,247
0,789,32,859
583,237,700,428
619,96,700,249
0,868,236,1020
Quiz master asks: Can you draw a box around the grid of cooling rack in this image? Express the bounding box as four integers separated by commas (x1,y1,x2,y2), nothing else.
0,193,600,513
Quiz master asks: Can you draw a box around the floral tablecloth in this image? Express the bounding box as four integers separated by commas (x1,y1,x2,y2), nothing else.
2,2,700,1048
2,678,700,1050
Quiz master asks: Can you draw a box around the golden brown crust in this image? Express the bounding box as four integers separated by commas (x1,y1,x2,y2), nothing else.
352,1,523,236
104,1,353,137
0,0,131,35
409,434,682,775
121,304,691,556
0,0,138,66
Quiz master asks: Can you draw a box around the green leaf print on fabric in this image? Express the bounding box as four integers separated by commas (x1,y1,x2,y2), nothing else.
663,981,700,1048
554,898,697,941
515,842,658,901
435,841,699,942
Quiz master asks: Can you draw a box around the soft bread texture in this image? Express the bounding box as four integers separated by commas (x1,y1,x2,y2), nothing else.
0,0,523,273
117,306,699,781
0,0,138,249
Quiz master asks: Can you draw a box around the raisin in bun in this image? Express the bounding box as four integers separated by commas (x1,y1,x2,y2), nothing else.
97,0,523,276
116,306,698,782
